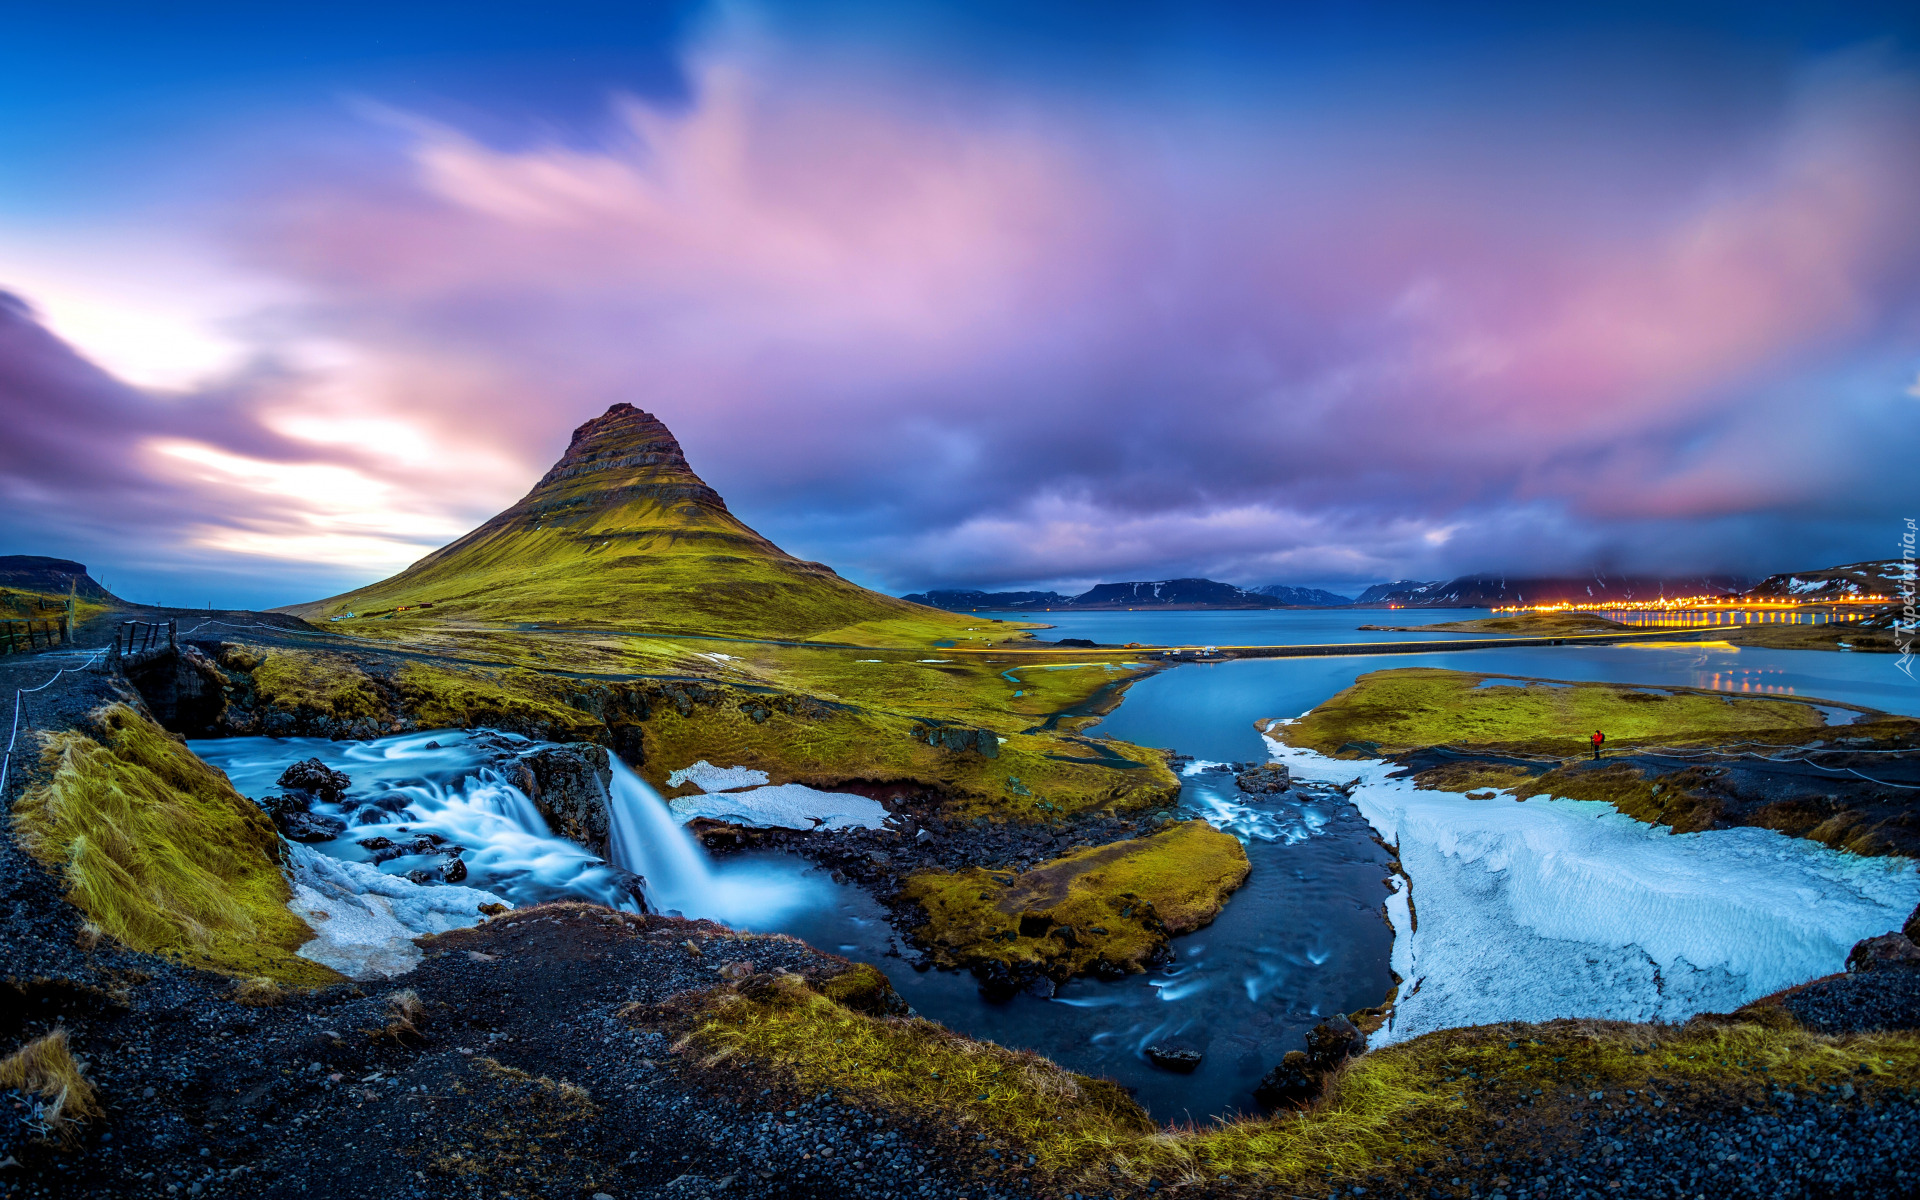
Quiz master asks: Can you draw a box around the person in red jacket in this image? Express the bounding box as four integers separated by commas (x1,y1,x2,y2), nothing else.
1591,729,1605,760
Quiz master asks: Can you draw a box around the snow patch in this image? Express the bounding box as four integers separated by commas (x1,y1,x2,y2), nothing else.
667,783,890,831
284,842,507,980
1259,726,1920,1045
667,760,771,793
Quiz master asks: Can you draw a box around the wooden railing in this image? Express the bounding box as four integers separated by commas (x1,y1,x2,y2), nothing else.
1,617,69,655
114,620,176,658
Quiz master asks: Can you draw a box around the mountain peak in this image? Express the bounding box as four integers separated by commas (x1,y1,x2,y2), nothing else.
284,405,951,640
516,403,729,523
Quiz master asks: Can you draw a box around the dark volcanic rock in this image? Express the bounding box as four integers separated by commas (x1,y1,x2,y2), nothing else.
276,810,347,842
1848,932,1920,973
1255,1015,1361,1111
1304,1014,1360,1070
1145,1044,1203,1073
910,720,1000,758
1254,1050,1317,1109
1234,763,1291,795
515,742,615,855
277,757,351,800
1905,902,1920,944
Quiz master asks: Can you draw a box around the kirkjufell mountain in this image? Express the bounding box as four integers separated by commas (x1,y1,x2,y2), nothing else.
286,404,963,640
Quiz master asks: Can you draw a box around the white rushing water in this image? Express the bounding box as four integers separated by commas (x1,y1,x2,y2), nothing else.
193,731,829,948
1260,726,1920,1043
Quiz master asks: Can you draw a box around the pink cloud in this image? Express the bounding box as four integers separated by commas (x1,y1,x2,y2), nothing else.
8,35,1919,598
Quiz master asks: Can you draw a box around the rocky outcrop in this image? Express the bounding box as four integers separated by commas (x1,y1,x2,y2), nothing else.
1254,1015,1360,1110
1235,762,1291,794
910,720,999,758
513,743,614,857
279,757,352,799
1848,932,1920,973
1145,1044,1203,1073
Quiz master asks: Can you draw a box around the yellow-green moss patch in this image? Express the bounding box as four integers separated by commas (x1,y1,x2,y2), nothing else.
12,704,340,985
394,662,605,740
1280,667,1882,759
901,820,1249,979
251,648,389,722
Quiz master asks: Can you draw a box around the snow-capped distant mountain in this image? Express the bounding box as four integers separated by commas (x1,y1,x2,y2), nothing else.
1743,560,1910,600
1251,584,1354,606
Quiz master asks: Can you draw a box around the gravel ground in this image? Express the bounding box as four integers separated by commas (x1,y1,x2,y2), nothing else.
2,904,1039,1200
1779,967,1920,1035
1420,1084,1920,1200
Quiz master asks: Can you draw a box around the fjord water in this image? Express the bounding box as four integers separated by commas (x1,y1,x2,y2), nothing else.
195,618,1915,1122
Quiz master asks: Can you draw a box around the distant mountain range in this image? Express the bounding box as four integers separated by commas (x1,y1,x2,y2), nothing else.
902,560,1909,614
1361,574,1749,607
1744,560,1909,600
903,578,1336,611
1354,561,1907,607
1250,584,1352,606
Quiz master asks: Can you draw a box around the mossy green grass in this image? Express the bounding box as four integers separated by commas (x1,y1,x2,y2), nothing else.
685,969,1920,1194
0,586,110,628
1279,667,1876,759
13,704,340,986
252,648,390,723
901,820,1250,978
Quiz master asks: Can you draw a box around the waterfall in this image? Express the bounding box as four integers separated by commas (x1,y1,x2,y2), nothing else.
603,757,820,925
605,757,717,914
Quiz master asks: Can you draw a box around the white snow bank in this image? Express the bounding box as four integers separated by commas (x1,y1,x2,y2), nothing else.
285,843,507,981
666,760,771,793
667,783,890,831
1261,726,1920,1044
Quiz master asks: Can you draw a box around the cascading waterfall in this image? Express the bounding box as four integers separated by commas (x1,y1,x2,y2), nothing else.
603,756,813,924
194,729,821,926
605,757,718,908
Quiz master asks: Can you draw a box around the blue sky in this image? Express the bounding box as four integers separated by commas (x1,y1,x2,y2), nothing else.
2,2,1917,607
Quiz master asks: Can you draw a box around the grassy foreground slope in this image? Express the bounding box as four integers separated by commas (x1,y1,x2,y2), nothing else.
13,703,339,985
282,404,981,646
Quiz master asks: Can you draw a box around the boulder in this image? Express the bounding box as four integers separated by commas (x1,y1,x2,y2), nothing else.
516,743,614,856
1234,763,1291,795
1144,1045,1203,1073
910,721,1000,758
276,810,347,842
277,758,351,800
1847,932,1920,973
1905,902,1920,945
1304,1014,1360,1070
1253,1051,1317,1109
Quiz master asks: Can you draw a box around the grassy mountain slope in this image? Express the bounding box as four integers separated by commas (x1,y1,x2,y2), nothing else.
283,404,972,644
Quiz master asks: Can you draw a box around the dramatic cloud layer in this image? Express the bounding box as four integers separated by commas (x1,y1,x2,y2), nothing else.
3,12,1918,606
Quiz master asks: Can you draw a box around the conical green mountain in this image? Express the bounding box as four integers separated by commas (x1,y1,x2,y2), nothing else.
287,404,958,641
